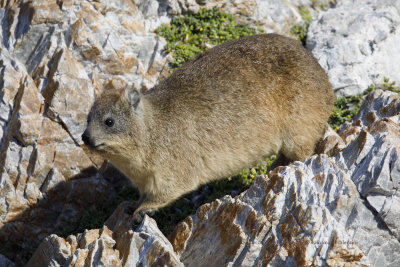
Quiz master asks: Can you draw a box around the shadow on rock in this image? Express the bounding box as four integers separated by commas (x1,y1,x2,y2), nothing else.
0,164,138,265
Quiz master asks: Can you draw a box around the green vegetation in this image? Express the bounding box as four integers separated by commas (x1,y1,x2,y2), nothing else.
290,6,312,45
156,7,263,71
329,77,400,131
379,76,400,94
329,94,364,130
311,0,330,10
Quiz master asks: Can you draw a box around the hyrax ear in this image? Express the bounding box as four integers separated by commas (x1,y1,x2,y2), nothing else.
125,89,141,111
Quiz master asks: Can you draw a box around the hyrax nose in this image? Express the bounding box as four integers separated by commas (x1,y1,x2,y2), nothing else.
82,131,91,146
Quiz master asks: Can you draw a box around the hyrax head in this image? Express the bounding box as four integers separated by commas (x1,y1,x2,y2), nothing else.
82,89,143,157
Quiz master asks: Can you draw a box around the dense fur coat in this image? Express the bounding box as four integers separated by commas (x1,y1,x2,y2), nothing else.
82,34,334,220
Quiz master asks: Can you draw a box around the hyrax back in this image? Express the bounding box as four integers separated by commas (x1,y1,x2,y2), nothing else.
83,34,334,219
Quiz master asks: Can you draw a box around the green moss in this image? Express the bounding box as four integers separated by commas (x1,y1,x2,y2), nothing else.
156,7,263,71
320,3,328,10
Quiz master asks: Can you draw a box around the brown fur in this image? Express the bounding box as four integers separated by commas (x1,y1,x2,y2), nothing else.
83,34,334,219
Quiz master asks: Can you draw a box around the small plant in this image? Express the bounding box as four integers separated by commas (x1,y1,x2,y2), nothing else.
329,77,400,131
320,3,328,10
156,7,263,71
382,77,400,93
236,155,277,185
290,6,312,45
329,94,364,130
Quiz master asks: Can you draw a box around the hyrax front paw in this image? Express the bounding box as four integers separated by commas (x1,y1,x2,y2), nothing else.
132,208,156,225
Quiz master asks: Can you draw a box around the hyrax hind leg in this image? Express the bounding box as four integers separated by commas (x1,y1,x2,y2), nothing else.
270,128,325,170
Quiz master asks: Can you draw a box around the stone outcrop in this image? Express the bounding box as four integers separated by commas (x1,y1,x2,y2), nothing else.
27,202,183,267
28,90,400,266
0,0,171,263
307,0,400,96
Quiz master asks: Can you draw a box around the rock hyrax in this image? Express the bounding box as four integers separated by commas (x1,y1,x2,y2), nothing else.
82,34,334,221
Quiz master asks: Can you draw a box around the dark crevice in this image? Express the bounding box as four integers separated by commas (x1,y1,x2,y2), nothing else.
15,2,33,41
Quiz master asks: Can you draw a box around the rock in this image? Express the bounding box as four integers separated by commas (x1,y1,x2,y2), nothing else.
307,0,400,96
0,254,16,267
314,124,345,156
0,0,171,263
27,201,183,267
170,157,368,266
335,90,400,240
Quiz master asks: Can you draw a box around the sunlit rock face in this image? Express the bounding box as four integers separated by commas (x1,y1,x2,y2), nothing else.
308,0,400,97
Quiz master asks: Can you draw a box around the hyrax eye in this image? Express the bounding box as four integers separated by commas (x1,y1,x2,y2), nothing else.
104,118,115,127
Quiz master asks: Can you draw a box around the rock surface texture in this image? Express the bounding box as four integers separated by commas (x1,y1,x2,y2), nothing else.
0,0,172,263
27,90,400,266
307,0,400,96
27,202,183,267
1,0,400,266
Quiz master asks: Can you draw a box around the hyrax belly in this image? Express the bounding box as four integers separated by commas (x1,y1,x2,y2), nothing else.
83,34,334,221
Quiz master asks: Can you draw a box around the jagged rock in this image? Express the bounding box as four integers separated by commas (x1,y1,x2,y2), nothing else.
0,0,171,263
314,125,345,156
335,90,400,240
0,254,16,267
307,0,400,96
27,201,183,267
170,157,365,266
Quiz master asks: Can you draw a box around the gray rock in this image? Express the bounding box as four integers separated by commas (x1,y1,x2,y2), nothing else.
335,90,400,240
0,254,16,267
0,0,171,262
27,202,183,267
307,0,400,96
